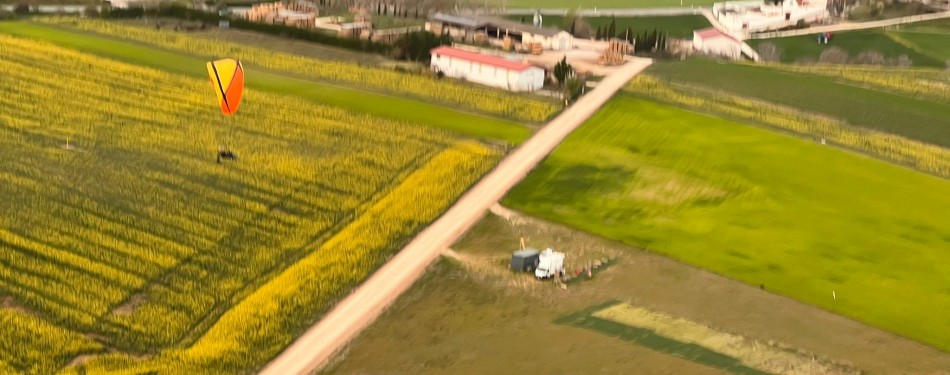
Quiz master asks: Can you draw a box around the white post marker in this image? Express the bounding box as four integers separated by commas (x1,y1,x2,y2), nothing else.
833,290,836,300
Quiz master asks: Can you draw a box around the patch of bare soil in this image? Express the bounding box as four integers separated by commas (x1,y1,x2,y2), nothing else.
111,293,147,316
66,354,94,368
2,295,38,316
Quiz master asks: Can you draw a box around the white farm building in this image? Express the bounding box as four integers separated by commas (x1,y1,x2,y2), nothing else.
430,46,545,92
693,27,744,59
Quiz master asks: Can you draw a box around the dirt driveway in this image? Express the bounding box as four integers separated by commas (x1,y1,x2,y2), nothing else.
258,58,654,375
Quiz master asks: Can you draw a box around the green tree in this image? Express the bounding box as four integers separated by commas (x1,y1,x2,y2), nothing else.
553,56,573,87
14,3,30,14
607,16,616,39
396,31,451,62
595,25,602,40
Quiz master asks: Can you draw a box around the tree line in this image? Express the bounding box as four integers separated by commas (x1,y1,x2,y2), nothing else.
562,14,670,54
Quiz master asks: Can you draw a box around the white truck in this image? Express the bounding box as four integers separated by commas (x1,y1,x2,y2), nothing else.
535,248,565,279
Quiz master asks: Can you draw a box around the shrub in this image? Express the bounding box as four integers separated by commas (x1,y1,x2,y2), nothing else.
851,50,886,65
756,42,783,62
14,3,30,15
818,47,848,64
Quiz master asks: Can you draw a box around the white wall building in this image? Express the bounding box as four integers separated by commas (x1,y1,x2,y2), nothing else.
713,0,829,34
521,30,574,51
430,46,545,92
693,27,743,59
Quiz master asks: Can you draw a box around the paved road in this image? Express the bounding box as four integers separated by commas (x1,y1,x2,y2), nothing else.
503,7,707,16
748,10,950,39
257,58,654,375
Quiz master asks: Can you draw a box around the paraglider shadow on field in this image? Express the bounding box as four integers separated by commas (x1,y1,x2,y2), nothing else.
216,148,238,164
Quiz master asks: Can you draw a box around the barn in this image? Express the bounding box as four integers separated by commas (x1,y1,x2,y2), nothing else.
426,13,574,53
693,27,743,60
430,46,545,92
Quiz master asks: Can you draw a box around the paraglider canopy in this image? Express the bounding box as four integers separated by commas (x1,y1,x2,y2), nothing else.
207,58,244,116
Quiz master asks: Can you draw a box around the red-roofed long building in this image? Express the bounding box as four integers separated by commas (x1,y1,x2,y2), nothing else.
430,46,545,92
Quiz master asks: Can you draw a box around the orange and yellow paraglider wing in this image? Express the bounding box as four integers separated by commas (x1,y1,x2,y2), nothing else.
207,59,244,116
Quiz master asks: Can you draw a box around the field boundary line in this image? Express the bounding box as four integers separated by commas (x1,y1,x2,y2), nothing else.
257,58,654,375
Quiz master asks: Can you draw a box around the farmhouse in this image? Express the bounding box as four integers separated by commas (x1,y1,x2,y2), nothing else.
430,46,545,92
713,0,829,33
426,12,574,53
693,27,743,59
242,1,319,29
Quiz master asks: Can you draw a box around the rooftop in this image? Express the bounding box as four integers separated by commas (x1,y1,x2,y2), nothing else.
430,46,539,72
694,27,741,43
430,12,565,37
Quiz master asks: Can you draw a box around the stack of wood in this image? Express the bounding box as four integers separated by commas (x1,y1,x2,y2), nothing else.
597,38,631,66
530,42,542,55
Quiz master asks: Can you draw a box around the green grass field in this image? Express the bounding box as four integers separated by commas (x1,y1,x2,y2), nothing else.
507,14,710,39
887,19,950,62
645,59,950,147
503,95,950,352
748,19,950,67
0,22,534,144
500,0,716,9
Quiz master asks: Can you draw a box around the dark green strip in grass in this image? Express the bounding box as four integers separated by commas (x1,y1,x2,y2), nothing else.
0,21,532,145
555,301,772,375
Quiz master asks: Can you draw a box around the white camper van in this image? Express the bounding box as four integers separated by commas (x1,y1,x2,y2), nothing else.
535,248,565,279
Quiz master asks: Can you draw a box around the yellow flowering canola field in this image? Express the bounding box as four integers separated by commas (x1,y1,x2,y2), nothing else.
0,34,500,373
38,17,560,124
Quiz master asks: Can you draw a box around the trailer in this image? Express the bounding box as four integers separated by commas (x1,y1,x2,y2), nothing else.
511,248,540,272
535,248,565,279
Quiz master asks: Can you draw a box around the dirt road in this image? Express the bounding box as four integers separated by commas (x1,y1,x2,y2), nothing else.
257,58,654,375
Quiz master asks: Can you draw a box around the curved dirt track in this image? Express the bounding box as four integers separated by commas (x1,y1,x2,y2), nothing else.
258,58,653,375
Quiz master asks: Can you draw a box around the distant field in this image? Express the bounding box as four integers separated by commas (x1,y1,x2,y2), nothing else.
748,19,950,67
34,17,560,126
503,96,950,352
507,14,710,39
0,32,500,374
645,59,950,147
500,0,716,9
0,21,534,144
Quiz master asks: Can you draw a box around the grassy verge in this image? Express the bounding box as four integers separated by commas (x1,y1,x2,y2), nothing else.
0,21,534,144
503,96,950,352
748,27,946,67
